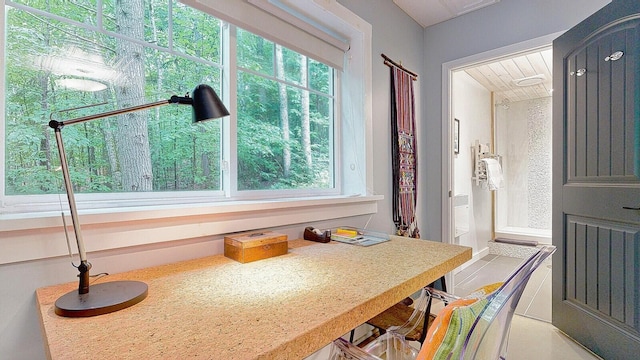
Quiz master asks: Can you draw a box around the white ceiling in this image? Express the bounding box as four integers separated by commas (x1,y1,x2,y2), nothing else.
463,48,553,103
393,0,501,28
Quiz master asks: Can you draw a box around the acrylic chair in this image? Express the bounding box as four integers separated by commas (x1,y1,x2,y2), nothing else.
332,290,434,360
329,338,383,360
429,245,556,360
362,277,446,346
334,245,556,360
330,336,420,360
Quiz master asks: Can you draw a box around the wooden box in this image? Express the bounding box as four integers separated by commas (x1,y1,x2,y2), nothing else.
224,231,288,263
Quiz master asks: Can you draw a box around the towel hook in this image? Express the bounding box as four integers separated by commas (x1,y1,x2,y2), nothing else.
605,51,624,62
570,68,587,77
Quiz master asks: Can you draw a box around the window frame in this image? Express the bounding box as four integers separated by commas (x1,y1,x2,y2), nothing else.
229,24,341,198
1,0,341,211
0,0,377,266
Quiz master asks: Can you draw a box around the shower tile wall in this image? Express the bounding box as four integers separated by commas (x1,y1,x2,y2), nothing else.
495,97,552,232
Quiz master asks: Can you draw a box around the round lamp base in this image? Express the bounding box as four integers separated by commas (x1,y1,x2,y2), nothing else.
55,280,148,317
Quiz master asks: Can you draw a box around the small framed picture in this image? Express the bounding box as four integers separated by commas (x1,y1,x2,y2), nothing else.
454,119,460,154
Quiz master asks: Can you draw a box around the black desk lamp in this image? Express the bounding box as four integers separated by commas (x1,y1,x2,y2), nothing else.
49,84,230,317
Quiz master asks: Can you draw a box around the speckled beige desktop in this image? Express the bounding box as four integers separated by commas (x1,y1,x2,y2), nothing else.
36,236,471,360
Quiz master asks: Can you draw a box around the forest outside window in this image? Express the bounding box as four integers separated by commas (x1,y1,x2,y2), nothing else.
236,28,334,192
2,0,337,214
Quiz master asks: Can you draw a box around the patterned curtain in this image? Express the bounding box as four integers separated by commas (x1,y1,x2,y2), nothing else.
390,67,420,238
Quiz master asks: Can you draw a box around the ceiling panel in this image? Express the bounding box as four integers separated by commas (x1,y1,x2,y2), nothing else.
463,48,553,103
394,0,501,28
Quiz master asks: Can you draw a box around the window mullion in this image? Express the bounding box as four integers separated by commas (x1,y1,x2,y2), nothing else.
224,22,237,197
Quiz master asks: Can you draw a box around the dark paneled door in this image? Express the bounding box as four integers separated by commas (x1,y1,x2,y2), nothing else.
552,0,640,358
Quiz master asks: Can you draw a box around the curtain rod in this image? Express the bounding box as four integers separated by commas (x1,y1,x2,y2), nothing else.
381,53,417,80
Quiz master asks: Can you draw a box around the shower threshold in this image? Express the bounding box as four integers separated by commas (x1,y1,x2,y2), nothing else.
495,227,551,244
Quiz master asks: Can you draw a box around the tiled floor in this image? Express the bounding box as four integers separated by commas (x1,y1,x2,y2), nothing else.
454,253,553,322
453,251,602,360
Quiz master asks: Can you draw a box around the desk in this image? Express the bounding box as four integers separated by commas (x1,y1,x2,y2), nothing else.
36,236,471,359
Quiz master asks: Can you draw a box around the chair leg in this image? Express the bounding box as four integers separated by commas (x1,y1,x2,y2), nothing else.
417,294,433,345
416,276,446,345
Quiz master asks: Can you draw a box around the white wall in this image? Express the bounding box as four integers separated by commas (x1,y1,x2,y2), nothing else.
452,71,492,255
420,0,611,242
0,1,425,359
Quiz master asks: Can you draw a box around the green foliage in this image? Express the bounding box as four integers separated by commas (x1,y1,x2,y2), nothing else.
11,0,96,24
237,28,274,75
4,0,334,197
309,58,333,94
172,1,221,62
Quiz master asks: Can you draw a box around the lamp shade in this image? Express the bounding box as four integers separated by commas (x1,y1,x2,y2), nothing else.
192,84,230,122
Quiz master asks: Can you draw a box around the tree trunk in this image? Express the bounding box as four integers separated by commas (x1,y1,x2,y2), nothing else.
102,117,120,190
39,14,52,175
39,74,51,171
275,45,291,178
148,1,169,190
114,1,153,191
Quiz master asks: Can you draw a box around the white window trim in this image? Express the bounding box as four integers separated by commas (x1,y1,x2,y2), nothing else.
187,0,348,70
229,23,341,199
0,1,377,265
0,194,382,265
183,0,375,197
246,0,351,52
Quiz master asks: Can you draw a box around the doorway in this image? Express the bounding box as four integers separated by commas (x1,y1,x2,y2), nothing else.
441,32,561,287
493,81,553,245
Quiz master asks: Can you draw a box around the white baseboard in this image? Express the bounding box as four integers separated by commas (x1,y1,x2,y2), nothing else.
455,246,489,274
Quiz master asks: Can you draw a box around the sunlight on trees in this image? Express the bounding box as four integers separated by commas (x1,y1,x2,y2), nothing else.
4,0,334,197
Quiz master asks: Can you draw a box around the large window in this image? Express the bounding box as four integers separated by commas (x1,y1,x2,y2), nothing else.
236,28,334,192
2,0,336,213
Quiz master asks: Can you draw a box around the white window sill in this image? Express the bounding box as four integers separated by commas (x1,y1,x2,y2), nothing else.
0,195,382,265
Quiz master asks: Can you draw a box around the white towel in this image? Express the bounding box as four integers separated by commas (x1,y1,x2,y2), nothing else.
482,158,504,190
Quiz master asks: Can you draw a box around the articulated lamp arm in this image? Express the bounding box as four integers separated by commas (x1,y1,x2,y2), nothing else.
48,84,229,316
